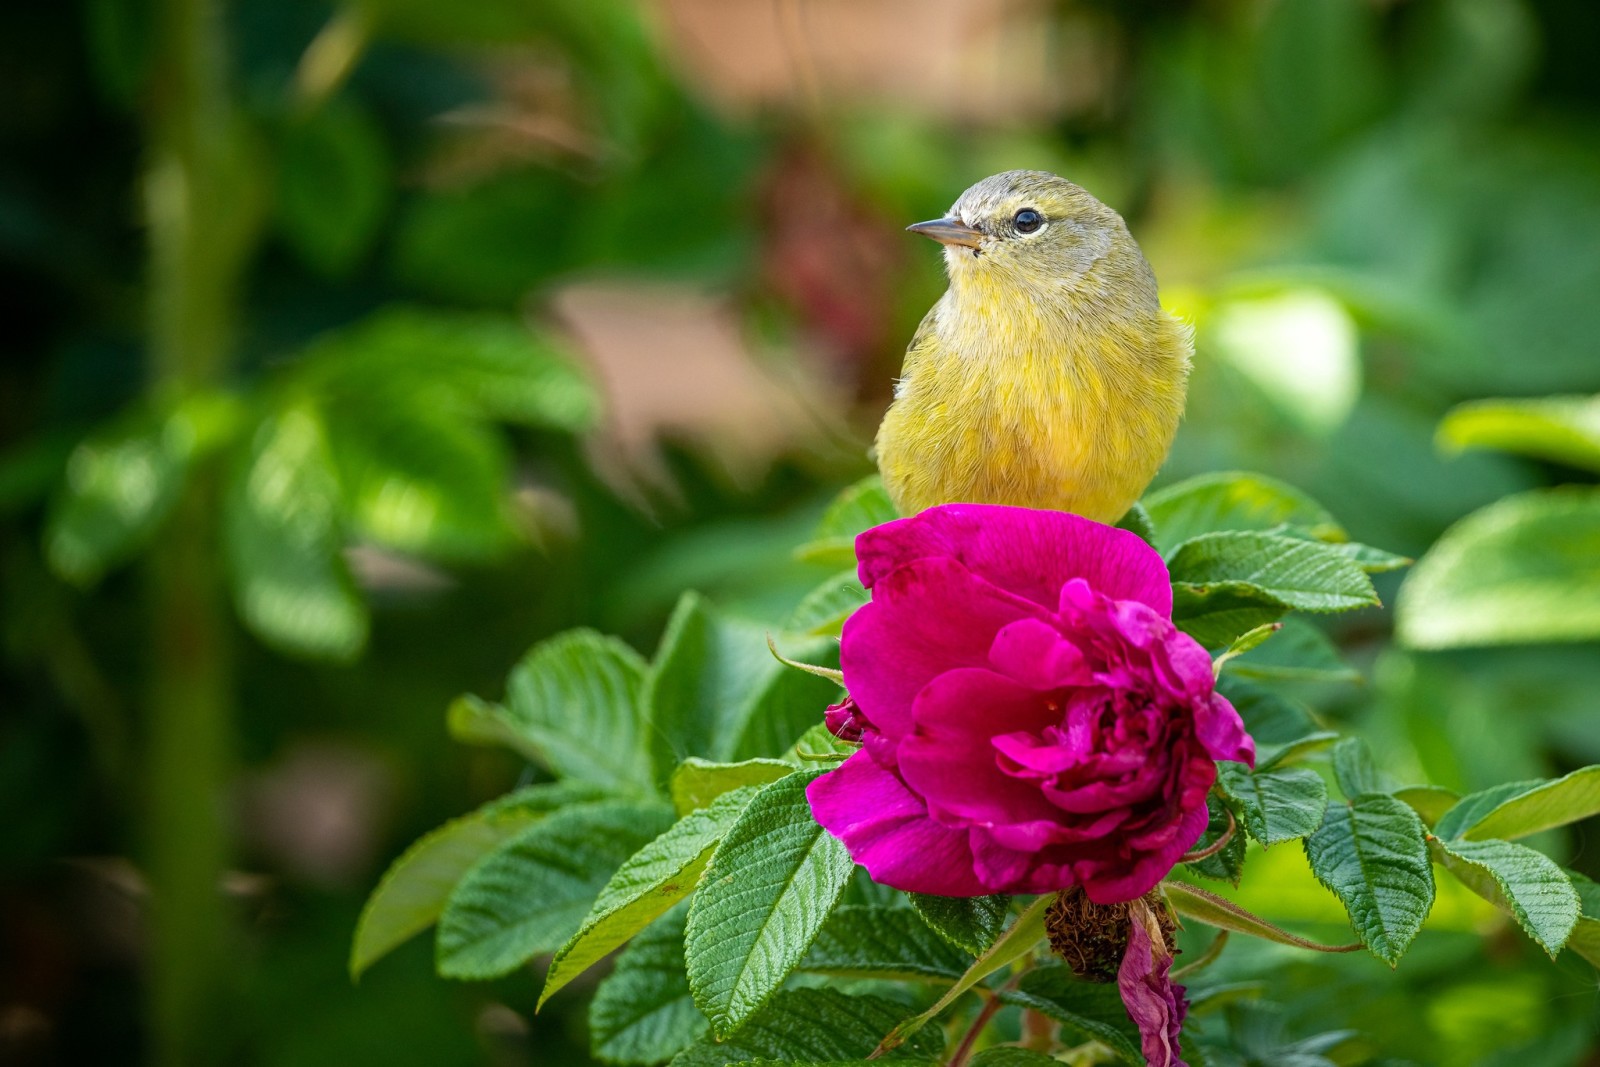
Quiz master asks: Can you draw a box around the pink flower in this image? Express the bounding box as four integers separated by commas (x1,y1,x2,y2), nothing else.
1119,898,1189,1067
806,504,1254,903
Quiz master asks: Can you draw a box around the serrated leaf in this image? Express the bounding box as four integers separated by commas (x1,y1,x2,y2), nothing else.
589,906,708,1066
1170,583,1288,649
437,801,674,979
785,570,867,638
1000,963,1143,1065
224,404,369,660
905,893,1010,956
1331,738,1394,799
496,629,655,792
543,788,762,1006
351,782,604,979
671,758,793,816
1393,785,1459,827
46,405,192,586
1217,764,1327,846
670,988,941,1067
1257,732,1340,771
1144,471,1343,554
1438,394,1600,472
647,594,839,782
1169,532,1379,616
793,477,896,566
1431,838,1579,956
1325,541,1412,574
798,905,973,982
1186,799,1247,884
968,1050,1065,1067
1162,882,1360,954
1565,872,1600,969
1432,780,1543,840
685,772,854,1035
1224,618,1359,685
1303,795,1435,965
1460,765,1600,842
1397,488,1600,648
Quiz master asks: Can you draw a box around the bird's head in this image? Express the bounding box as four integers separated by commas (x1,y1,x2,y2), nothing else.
908,170,1153,307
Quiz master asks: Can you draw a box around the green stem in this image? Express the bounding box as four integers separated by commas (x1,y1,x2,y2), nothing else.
141,0,249,1059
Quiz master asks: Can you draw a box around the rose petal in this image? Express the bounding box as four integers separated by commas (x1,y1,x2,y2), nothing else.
1117,903,1189,1067
857,504,1173,615
842,557,1043,750
969,830,1076,894
988,618,1093,690
806,750,987,896
1195,693,1255,767
1075,801,1210,904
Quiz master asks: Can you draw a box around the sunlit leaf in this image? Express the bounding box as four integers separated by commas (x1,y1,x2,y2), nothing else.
1145,470,1343,553
1431,837,1579,956
1303,795,1434,965
798,905,973,982
1438,395,1600,472
669,988,941,1067
589,906,707,1066
794,477,896,567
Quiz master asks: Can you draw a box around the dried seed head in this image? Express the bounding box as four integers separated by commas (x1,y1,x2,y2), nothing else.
1046,887,1175,983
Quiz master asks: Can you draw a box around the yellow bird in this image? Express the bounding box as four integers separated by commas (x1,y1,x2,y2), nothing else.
876,170,1190,523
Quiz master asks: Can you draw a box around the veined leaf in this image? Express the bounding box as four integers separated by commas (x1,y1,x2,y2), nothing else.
968,1049,1067,1067
589,906,708,1066
798,905,973,982
1217,764,1327,846
542,788,762,1007
1186,799,1247,885
671,758,793,816
1170,583,1288,649
685,772,854,1036
785,570,867,638
792,476,896,567
1431,838,1579,957
647,594,838,780
224,404,368,661
669,988,941,1067
1393,785,1459,828
351,782,604,979
1459,765,1600,842
1169,532,1379,615
1303,795,1435,965
1432,779,1543,841
1000,962,1145,1065
1397,488,1600,648
1331,737,1395,799
1218,677,1323,748
436,801,674,979
906,893,1010,956
1438,394,1600,472
1144,471,1343,554
782,724,857,766
1564,872,1600,969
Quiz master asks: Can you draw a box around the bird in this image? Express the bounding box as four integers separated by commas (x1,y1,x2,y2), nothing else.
875,170,1191,524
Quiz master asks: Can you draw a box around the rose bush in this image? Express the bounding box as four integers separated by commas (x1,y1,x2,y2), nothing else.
807,503,1255,903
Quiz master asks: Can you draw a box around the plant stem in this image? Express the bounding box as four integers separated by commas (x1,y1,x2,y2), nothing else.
142,0,250,1058
946,992,1004,1067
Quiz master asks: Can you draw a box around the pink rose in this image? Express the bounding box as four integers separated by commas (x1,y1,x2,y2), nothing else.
806,504,1254,903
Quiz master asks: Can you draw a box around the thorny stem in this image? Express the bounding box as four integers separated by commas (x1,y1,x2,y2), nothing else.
1178,808,1236,863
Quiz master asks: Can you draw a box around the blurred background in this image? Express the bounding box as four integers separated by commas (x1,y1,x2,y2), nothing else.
3,0,1599,1063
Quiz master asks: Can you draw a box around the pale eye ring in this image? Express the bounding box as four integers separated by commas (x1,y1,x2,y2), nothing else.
1013,208,1044,234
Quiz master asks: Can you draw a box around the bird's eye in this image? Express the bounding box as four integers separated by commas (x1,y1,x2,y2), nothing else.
1013,209,1044,234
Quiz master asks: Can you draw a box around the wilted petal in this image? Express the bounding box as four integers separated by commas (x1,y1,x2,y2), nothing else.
1117,899,1189,1067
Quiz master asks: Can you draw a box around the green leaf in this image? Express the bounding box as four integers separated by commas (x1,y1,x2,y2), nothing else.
1256,732,1340,771
785,570,867,638
1325,540,1412,574
436,801,674,979
46,405,192,586
1211,622,1282,676
1432,780,1544,841
543,787,762,1006
1169,532,1379,615
793,477,896,567
589,906,708,1066
1162,882,1361,953
905,893,1010,956
1218,677,1323,748
685,772,854,1036
1431,838,1580,956
782,724,856,766
1564,872,1600,969
1169,583,1288,649
646,594,839,780
968,1049,1068,1067
671,758,793,816
874,896,1050,1055
224,405,368,661
1303,795,1435,965
499,629,654,792
351,782,603,979
1186,798,1248,884
1397,488,1600,648
1393,785,1459,827
1001,963,1144,1065
1223,618,1360,685
1217,763,1327,846
1114,501,1157,546
1452,766,1600,842
798,905,973,982
1438,394,1600,473
1331,737,1394,799
1144,471,1343,554
275,99,390,276
669,988,941,1067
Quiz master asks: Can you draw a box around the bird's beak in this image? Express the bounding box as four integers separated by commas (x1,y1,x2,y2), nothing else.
906,217,985,249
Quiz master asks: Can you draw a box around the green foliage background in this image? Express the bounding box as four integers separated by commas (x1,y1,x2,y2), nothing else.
2,0,1600,1063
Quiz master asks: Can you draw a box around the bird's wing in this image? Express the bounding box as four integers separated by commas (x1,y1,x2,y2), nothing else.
898,302,941,380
